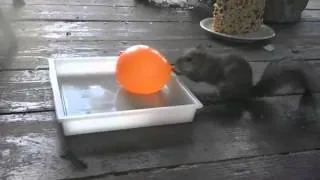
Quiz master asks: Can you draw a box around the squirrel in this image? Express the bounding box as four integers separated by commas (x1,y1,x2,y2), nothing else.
173,44,320,103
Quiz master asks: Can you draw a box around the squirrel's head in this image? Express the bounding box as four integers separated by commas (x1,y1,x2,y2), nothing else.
175,44,208,75
174,44,223,82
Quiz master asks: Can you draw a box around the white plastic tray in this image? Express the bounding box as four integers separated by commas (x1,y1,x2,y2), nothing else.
48,56,203,136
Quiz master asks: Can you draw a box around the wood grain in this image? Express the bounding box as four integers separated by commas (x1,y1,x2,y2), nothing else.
1,0,320,179
11,21,205,41
0,39,293,70
0,0,136,6
0,0,318,9
1,4,196,22
1,93,320,179
0,3,318,22
11,20,320,42
0,21,319,70
302,10,320,21
91,150,320,180
8,20,320,42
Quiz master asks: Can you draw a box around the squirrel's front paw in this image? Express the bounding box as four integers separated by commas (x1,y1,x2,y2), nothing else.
201,92,222,104
213,88,220,97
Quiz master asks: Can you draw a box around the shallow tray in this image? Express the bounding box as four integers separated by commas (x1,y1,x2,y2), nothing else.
48,56,203,136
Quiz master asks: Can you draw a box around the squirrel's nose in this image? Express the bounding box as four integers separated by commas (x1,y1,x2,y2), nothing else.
171,64,181,75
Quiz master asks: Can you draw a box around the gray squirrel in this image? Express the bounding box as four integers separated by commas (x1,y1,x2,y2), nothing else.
174,44,320,103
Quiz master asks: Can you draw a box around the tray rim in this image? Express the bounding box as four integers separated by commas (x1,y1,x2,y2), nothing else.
48,56,204,123
48,57,65,120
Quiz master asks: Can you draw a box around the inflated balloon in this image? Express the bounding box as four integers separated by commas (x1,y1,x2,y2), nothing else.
116,45,172,95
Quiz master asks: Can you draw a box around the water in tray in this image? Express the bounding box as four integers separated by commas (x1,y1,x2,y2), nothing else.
59,75,118,116
58,72,192,117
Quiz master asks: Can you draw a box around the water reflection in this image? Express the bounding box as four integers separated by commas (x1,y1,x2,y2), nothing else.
62,83,174,116
60,73,191,116
61,83,118,116
115,87,170,111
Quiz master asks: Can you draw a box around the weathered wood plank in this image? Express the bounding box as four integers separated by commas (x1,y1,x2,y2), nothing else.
0,4,318,22
0,0,318,9
302,10,320,21
1,20,318,47
2,5,195,22
91,151,320,180
1,21,320,70
1,59,320,114
1,93,320,179
0,40,292,70
0,0,135,6
8,20,320,42
0,1,319,180
11,21,205,41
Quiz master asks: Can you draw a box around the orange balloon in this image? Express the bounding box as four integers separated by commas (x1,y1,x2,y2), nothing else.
116,45,172,95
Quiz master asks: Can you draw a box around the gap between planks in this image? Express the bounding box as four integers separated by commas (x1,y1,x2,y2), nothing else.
60,149,320,180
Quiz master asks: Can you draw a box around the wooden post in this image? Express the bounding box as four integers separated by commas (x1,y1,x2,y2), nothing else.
264,0,309,23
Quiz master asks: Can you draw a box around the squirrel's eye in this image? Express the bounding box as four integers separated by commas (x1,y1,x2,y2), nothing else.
186,57,192,62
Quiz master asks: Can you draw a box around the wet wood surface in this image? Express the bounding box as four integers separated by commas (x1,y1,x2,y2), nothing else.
91,150,320,180
3,7,320,22
1,0,320,179
0,0,136,6
2,5,197,22
1,94,320,179
2,21,320,70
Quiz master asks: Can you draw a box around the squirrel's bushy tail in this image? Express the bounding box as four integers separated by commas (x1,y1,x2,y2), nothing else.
250,63,319,98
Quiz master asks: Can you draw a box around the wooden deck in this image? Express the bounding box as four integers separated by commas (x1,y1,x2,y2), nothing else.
1,0,320,179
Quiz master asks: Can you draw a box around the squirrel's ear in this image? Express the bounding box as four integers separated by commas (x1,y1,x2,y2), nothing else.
196,43,206,51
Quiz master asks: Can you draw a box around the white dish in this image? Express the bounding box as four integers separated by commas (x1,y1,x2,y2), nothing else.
48,56,203,136
200,17,276,43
